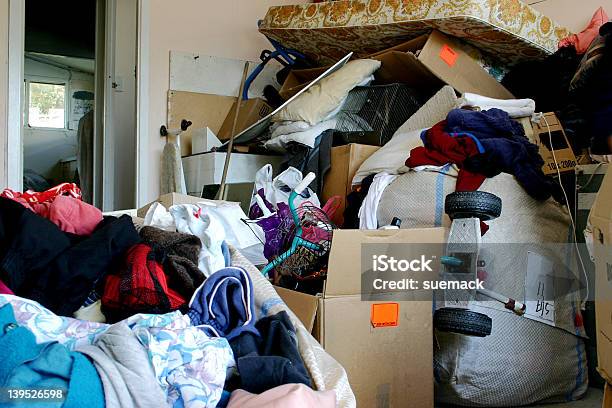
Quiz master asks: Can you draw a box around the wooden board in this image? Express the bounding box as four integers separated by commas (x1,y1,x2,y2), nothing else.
167,90,235,156
169,51,279,98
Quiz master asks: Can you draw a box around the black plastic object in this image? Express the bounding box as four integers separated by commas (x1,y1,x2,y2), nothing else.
444,191,502,221
434,307,492,337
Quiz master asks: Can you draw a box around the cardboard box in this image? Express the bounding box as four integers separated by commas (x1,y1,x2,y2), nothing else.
279,66,328,100
217,98,272,141
531,112,578,175
590,167,612,384
280,30,512,102
136,192,236,218
277,228,444,407
604,382,612,408
274,286,319,333
322,144,379,226
371,30,513,99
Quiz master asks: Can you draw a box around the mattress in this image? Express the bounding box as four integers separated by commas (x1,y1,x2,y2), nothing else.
259,0,572,66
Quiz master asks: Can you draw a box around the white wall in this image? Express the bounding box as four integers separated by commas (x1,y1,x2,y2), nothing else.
23,58,94,182
528,0,612,33
0,3,8,189
142,0,306,204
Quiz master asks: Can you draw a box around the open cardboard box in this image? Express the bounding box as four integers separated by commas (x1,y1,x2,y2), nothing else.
590,167,612,384
136,193,237,218
279,30,513,100
530,112,578,175
276,228,445,407
321,143,380,226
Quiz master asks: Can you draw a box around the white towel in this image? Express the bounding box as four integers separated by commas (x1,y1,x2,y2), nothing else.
264,118,337,152
459,92,535,118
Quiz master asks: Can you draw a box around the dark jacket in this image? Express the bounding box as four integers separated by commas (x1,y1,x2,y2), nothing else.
0,197,140,315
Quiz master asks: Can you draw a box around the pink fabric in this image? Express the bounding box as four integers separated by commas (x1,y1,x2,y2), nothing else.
0,279,13,295
40,195,103,236
227,384,336,408
559,7,609,54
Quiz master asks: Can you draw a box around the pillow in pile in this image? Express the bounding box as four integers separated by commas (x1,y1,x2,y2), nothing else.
272,59,381,125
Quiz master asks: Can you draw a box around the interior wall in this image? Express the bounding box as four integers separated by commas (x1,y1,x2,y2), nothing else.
528,0,612,33
0,3,8,189
143,0,306,204
23,58,94,182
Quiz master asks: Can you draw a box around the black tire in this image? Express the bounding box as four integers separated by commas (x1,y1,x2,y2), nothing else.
434,307,492,337
444,191,501,221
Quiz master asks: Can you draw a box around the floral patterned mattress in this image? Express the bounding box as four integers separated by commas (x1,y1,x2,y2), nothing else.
259,0,572,66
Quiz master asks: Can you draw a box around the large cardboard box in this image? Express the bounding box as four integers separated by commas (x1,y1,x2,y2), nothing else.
371,30,513,99
277,228,444,407
322,144,379,226
279,30,512,102
217,98,272,141
590,168,612,384
531,112,578,175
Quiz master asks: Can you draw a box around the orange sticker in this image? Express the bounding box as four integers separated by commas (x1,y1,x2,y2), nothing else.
371,303,399,328
439,44,458,67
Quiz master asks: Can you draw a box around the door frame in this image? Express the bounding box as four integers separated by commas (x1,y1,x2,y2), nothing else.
5,0,149,209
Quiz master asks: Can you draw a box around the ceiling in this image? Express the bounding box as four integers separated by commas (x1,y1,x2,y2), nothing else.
26,53,95,74
25,0,96,60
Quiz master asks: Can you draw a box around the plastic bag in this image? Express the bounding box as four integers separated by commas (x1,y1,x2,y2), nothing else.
249,165,320,219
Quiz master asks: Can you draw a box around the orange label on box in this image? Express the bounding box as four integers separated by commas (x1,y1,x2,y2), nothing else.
371,303,399,328
439,44,458,67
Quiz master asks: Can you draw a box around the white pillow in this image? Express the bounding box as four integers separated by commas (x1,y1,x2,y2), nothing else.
352,128,426,185
273,59,381,125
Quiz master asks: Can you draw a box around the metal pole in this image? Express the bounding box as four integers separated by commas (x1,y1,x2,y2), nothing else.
218,61,249,200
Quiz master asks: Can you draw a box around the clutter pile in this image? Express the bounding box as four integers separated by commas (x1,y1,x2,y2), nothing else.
0,184,354,407
4,2,612,407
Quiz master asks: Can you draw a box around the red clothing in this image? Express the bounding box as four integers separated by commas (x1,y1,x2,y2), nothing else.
102,244,186,322
1,184,102,235
405,121,489,234
405,121,486,191
1,183,81,204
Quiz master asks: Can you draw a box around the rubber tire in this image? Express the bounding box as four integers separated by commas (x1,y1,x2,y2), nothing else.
444,191,501,221
434,307,492,337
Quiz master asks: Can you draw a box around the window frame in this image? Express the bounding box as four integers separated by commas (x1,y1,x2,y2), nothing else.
24,78,69,130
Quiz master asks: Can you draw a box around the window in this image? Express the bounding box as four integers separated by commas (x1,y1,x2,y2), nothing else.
27,82,66,129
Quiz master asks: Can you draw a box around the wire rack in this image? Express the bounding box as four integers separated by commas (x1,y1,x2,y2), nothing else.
334,84,424,145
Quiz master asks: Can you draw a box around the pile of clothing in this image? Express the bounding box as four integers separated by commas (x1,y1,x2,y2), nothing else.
503,9,612,155
405,108,561,202
0,184,335,408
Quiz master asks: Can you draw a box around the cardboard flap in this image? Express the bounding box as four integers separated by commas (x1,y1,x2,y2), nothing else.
374,51,444,91
274,286,319,332
325,228,445,297
590,168,612,243
418,31,514,99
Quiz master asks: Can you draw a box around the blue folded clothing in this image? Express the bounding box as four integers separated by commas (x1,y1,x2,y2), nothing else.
0,304,105,408
188,266,259,340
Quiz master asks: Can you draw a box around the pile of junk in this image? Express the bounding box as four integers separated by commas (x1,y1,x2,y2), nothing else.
2,2,612,408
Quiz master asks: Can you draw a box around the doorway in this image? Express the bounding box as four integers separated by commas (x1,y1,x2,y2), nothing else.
8,0,138,211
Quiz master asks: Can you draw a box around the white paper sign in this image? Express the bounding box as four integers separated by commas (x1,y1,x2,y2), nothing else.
524,251,556,326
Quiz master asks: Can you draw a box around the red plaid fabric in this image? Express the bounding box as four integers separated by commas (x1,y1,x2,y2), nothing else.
102,244,186,319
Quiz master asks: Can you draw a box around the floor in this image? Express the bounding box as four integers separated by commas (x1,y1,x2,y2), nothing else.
532,388,602,407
